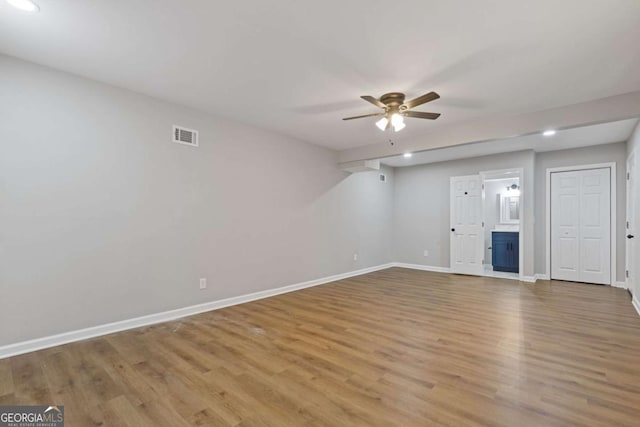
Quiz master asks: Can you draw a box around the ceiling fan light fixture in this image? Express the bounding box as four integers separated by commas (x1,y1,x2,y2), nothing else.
391,113,404,127
6,0,39,12
390,113,405,132
376,117,389,131
393,121,406,132
543,129,557,137
344,91,440,131
403,152,413,158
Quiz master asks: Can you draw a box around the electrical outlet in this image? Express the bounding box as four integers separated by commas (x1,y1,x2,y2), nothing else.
199,278,207,290
423,250,429,257
353,253,358,261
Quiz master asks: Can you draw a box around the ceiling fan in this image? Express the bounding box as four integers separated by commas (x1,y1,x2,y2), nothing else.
342,91,441,132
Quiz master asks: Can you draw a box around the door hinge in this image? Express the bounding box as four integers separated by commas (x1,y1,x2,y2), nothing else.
627,172,630,180
482,184,485,190
626,270,630,278
482,221,485,227
628,221,630,229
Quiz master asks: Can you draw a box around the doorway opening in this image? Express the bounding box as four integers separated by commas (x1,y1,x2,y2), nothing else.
449,168,524,279
481,169,523,281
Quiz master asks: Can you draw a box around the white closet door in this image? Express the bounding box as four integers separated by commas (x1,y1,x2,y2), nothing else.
579,168,611,284
551,168,611,284
450,175,484,276
551,171,581,281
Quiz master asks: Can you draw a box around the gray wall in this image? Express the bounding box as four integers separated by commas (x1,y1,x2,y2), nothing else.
628,121,640,163
392,143,628,279
534,142,627,279
0,55,394,346
392,150,536,277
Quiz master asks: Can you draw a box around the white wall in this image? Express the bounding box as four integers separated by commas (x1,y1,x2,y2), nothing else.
0,55,394,346
534,142,627,279
392,151,536,277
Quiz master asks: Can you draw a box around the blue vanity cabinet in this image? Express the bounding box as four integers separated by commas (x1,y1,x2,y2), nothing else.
492,231,519,273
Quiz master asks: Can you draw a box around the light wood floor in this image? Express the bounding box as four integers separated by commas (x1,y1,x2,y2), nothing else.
2,268,640,426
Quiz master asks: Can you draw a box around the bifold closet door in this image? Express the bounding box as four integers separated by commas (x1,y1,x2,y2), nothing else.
551,168,611,285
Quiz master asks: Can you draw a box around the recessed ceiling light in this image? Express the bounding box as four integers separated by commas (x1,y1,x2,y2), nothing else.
403,152,413,158
6,0,39,12
543,130,557,137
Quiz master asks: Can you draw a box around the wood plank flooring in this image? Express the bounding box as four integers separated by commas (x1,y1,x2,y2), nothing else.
2,267,640,426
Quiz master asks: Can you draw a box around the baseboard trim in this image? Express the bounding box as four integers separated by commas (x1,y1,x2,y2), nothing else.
633,294,640,317
393,263,538,283
531,275,624,287
0,263,395,360
392,263,451,273
612,281,628,289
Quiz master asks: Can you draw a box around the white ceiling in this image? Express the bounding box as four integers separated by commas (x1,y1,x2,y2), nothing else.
381,119,638,167
1,0,639,151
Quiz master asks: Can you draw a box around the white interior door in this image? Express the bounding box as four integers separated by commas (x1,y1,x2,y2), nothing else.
551,168,611,284
450,175,484,275
626,153,637,295
551,171,580,280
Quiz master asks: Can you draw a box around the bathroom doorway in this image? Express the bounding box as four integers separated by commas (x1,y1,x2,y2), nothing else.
480,169,523,280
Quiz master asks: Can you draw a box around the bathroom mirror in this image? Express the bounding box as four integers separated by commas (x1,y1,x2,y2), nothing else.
500,195,520,224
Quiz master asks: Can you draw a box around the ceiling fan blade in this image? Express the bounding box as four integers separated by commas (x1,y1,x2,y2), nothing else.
403,111,441,120
342,112,384,120
402,92,440,110
360,95,387,109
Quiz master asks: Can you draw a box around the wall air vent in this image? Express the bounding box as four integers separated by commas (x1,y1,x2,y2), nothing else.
173,125,199,147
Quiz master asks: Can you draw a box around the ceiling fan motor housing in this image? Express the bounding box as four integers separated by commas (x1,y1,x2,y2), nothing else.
380,92,406,114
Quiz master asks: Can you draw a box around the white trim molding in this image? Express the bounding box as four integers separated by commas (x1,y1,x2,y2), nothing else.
392,263,451,273
535,273,550,281
545,162,617,285
612,281,628,289
633,294,640,317
393,262,538,283
0,263,394,359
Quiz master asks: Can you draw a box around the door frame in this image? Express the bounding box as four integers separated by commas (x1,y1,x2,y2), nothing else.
480,168,524,280
626,151,635,294
545,162,617,285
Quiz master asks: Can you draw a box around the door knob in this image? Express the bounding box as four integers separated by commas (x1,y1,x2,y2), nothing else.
451,228,455,232
628,234,635,239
